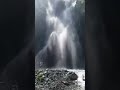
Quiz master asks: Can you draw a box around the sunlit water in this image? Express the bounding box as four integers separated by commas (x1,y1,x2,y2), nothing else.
36,0,82,69
46,0,78,68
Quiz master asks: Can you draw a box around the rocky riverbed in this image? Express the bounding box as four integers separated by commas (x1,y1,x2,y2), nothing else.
35,69,85,90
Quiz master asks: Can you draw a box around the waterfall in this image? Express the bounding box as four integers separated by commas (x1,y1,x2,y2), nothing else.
35,0,82,69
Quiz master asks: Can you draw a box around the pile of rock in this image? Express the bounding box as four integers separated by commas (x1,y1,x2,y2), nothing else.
35,69,82,90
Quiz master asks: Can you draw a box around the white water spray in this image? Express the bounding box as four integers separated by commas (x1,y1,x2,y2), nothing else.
36,0,81,69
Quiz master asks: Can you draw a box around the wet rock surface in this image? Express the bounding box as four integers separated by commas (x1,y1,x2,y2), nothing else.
35,69,84,90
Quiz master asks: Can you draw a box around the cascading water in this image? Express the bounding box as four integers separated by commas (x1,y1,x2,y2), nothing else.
35,0,85,89
35,0,83,69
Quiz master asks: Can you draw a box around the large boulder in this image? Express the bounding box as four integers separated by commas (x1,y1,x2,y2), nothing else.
67,72,78,81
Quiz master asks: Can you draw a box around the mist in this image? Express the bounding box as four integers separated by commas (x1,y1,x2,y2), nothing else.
35,0,85,69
